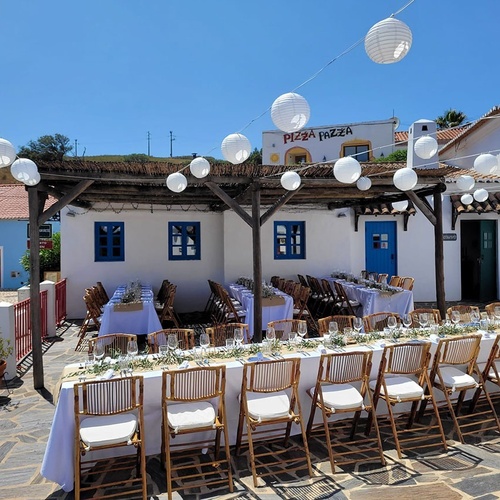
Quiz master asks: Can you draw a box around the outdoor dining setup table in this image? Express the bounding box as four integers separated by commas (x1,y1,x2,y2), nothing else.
323,274,414,317
41,323,499,493
99,282,162,337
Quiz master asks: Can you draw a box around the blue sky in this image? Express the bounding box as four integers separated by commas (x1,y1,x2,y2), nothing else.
3,0,499,160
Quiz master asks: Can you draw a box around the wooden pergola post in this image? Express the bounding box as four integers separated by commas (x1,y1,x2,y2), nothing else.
251,181,263,342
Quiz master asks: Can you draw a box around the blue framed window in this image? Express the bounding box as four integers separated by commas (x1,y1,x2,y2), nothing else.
274,221,305,259
169,222,201,260
94,222,124,262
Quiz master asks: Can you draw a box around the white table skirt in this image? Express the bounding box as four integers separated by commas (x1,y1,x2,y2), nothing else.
229,284,293,337
325,277,414,317
99,285,162,336
40,333,498,492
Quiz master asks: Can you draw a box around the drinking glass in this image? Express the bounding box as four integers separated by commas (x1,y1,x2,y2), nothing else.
199,333,210,354
328,321,339,336
233,328,244,347
451,310,461,326
402,314,412,329
288,331,298,346
158,344,169,357
167,334,178,352
387,316,397,331
266,327,276,342
94,341,105,363
353,317,363,334
344,327,353,343
494,306,500,325
470,310,480,325
419,313,429,329
127,340,138,358
297,322,307,341
225,338,235,350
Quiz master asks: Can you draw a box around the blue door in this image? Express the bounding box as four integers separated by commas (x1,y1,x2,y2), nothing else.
365,221,397,276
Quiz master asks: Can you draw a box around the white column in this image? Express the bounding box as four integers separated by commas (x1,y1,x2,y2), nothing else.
41,280,56,337
0,302,16,380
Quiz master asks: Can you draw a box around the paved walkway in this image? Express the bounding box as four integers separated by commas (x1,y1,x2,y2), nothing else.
1,319,500,499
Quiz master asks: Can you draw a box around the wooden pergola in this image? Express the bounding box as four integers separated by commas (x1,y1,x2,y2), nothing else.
27,159,456,388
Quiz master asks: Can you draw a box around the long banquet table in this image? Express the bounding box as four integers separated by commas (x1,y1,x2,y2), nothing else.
324,276,414,317
229,284,294,338
41,331,498,492
99,284,162,337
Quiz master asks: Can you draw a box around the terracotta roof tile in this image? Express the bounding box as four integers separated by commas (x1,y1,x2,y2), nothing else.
0,184,57,220
395,127,469,145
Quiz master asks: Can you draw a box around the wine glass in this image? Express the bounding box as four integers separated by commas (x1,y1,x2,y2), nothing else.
233,328,244,347
167,333,178,352
199,333,210,354
297,322,307,343
127,340,138,359
353,317,363,334
494,306,500,325
451,310,461,326
328,321,338,336
470,310,480,325
419,313,429,329
402,314,412,329
266,326,276,342
387,316,398,340
94,341,105,364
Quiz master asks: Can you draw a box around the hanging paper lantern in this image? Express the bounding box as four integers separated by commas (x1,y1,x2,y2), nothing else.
456,175,475,192
414,135,438,159
221,133,251,165
0,138,16,168
392,200,408,211
356,176,372,191
474,153,498,175
23,171,41,186
393,167,418,191
280,171,301,191
365,17,412,64
461,194,473,205
473,188,488,202
333,157,361,184
271,92,310,133
166,172,187,193
189,157,210,179
10,158,38,183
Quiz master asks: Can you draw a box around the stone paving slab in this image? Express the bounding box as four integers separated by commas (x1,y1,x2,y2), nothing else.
0,320,500,500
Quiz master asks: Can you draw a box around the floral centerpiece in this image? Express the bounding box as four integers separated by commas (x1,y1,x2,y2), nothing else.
121,279,142,303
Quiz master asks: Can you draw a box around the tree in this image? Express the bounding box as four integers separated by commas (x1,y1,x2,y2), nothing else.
124,153,149,164
245,148,262,165
18,134,72,161
374,149,407,162
436,109,467,130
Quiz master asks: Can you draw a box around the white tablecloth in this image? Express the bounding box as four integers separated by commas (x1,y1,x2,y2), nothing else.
325,277,414,317
229,284,294,337
40,332,498,492
99,285,162,336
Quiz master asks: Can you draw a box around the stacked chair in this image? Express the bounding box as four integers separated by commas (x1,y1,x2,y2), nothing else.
157,282,181,328
76,283,107,351
206,280,246,324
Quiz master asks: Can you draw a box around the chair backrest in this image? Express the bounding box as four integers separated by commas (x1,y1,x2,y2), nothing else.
483,334,500,381
446,305,480,323
292,285,311,319
432,334,482,369
333,281,356,316
267,319,307,340
148,328,195,352
363,312,400,333
400,277,414,290
377,273,389,284
205,323,249,347
317,315,355,335
316,351,372,385
241,357,300,393
95,282,109,305
156,279,171,304
74,375,143,416
88,333,137,356
381,342,431,376
162,365,225,402
389,275,402,287
410,308,442,327
485,302,500,320
297,274,309,287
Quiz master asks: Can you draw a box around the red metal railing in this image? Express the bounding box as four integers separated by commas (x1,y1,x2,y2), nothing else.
55,278,67,327
14,289,48,363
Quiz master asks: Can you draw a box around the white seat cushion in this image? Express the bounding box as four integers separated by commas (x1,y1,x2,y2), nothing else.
437,366,477,390
246,391,291,421
316,383,364,411
167,401,216,431
80,413,137,448
370,376,424,400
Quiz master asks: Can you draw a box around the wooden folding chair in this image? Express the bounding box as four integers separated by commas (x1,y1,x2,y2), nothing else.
377,273,389,284
158,284,181,327
88,333,137,357
333,281,360,316
369,342,447,458
306,351,386,471
74,376,147,500
161,365,233,499
205,323,250,347
410,308,442,328
425,334,500,443
363,312,400,333
389,275,403,287
75,291,103,351
485,302,500,322
400,277,415,290
235,358,313,487
446,305,480,324
317,315,355,336
267,319,307,340
147,328,195,352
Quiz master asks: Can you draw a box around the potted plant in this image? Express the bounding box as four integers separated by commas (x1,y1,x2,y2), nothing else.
0,335,13,378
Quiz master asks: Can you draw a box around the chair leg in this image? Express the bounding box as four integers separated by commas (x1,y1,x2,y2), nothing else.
2,374,12,395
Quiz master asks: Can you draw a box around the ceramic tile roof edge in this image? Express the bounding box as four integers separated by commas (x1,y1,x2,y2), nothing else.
0,183,58,220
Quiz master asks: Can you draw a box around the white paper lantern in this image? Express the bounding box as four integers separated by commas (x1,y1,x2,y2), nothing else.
221,133,251,165
333,156,361,184
166,172,187,193
392,200,408,211
473,188,489,202
474,153,498,175
356,176,372,191
414,135,438,159
10,158,38,183
393,167,418,191
365,17,412,64
24,171,41,186
189,157,210,179
280,171,301,191
271,92,310,133
456,175,475,192
0,138,16,168
461,194,473,205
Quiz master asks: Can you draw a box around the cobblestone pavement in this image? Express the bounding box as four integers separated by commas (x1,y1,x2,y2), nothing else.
1,313,500,499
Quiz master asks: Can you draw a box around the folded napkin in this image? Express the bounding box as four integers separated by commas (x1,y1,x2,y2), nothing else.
248,352,270,362
178,360,190,369
100,369,115,380
316,344,327,354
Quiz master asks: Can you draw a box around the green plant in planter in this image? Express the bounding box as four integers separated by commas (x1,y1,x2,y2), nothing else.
0,335,13,361
20,232,61,282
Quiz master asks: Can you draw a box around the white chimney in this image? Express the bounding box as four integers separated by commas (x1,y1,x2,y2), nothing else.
407,119,438,170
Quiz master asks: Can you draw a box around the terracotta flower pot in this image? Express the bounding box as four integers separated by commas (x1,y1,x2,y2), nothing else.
0,359,6,378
